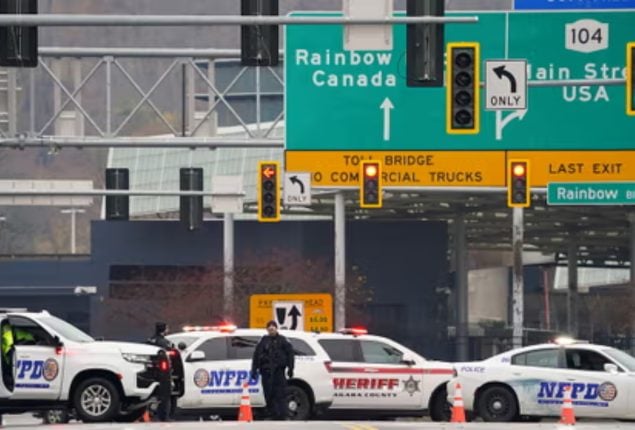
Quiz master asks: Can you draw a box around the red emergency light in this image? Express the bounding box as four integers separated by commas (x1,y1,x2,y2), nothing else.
338,327,368,336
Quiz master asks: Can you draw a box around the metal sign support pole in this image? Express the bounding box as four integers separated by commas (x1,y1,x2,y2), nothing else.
334,192,346,330
512,207,524,349
224,212,235,319
567,237,578,337
455,214,469,361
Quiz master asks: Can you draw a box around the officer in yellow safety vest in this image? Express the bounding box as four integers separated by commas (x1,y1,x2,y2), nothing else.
0,324,14,428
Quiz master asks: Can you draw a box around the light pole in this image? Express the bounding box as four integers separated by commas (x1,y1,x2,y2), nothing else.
60,208,85,254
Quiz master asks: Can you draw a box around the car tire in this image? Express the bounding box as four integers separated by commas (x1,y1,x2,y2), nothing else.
477,385,518,422
286,385,311,421
42,409,70,425
429,386,452,422
73,377,121,423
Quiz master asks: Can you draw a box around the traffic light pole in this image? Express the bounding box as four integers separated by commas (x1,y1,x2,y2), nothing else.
224,212,235,319
567,237,579,337
512,207,524,349
334,192,346,331
454,214,468,361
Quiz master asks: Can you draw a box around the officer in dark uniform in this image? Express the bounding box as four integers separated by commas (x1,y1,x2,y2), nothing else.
250,320,295,421
147,322,173,422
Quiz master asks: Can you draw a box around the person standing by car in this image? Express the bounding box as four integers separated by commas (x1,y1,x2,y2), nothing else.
250,321,294,421
147,322,173,422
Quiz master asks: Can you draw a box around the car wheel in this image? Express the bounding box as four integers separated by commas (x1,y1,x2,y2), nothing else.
429,386,452,422
73,377,121,423
286,385,311,421
42,409,70,424
477,385,518,422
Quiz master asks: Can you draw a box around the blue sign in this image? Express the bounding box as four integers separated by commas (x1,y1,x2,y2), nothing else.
537,381,618,407
194,369,260,395
515,0,635,9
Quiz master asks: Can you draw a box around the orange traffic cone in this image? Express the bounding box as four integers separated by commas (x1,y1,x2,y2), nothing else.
139,409,151,423
238,381,253,422
560,385,576,425
451,382,466,423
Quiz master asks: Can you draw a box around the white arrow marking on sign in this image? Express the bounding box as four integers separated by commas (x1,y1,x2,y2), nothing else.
380,97,394,142
495,109,528,141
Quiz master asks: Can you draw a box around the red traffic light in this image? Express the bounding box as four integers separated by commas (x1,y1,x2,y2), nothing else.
262,166,276,178
364,163,379,178
512,163,526,177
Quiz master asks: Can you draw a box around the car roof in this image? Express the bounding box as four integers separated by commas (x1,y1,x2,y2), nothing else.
0,310,49,318
169,328,391,343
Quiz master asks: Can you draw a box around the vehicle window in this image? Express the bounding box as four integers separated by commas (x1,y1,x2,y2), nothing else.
195,337,228,361
288,338,316,356
512,349,559,368
602,348,635,371
8,317,55,347
566,349,612,372
228,336,260,360
38,316,94,343
318,339,359,362
361,340,403,364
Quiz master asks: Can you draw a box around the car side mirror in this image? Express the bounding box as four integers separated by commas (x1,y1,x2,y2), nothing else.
178,342,187,351
401,353,416,366
53,336,64,348
604,363,619,374
187,350,206,362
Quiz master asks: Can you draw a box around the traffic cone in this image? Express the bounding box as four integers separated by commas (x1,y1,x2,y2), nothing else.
238,381,253,422
138,409,151,423
559,385,576,425
451,382,466,423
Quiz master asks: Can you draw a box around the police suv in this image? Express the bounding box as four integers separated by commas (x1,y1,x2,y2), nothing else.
0,309,166,423
447,338,635,422
168,326,453,421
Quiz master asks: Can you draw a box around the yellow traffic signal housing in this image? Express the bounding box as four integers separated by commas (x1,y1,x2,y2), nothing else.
447,42,480,135
507,159,530,208
628,42,634,116
257,161,281,222
360,161,382,209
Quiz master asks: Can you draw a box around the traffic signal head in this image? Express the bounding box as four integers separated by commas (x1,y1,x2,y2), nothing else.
507,160,530,208
628,42,634,116
447,42,480,134
360,161,382,209
258,161,280,222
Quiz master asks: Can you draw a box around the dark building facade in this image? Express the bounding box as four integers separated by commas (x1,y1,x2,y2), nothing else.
0,219,451,360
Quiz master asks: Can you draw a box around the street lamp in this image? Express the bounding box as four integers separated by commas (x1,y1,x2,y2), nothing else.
60,208,85,254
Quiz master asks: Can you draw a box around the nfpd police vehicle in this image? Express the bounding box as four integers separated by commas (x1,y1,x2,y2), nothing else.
448,338,635,421
0,310,167,422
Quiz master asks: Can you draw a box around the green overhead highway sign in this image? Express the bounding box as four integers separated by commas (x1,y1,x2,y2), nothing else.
547,182,635,205
285,11,635,151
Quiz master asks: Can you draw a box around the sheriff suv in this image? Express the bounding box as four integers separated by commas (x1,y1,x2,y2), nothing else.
0,309,167,423
167,325,333,421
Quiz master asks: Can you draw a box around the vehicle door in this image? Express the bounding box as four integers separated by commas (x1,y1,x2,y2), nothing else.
227,335,264,407
9,316,64,401
0,317,15,398
505,347,563,417
180,336,234,408
559,348,628,418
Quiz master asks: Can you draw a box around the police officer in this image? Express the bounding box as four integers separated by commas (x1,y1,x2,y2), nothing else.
0,323,12,428
147,322,173,422
250,321,294,421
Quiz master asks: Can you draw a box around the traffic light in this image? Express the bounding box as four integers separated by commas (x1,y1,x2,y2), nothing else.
406,0,444,87
507,160,530,208
258,161,280,222
241,0,279,67
180,168,203,231
628,42,634,116
360,161,382,209
105,169,129,221
447,42,480,135
0,0,38,68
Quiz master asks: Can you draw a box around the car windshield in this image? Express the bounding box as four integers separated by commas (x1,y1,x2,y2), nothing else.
39,316,94,343
602,348,635,371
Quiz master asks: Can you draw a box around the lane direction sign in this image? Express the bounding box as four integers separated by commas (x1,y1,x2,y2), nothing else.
284,172,312,206
486,60,528,111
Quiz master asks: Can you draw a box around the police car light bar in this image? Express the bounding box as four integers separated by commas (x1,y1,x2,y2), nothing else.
182,324,237,333
551,336,589,345
338,327,368,336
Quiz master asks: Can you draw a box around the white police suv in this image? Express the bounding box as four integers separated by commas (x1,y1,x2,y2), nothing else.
0,309,166,423
315,328,453,421
447,338,635,422
168,326,453,421
167,325,333,420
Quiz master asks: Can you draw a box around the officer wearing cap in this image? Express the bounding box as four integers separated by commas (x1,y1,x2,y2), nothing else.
250,320,295,420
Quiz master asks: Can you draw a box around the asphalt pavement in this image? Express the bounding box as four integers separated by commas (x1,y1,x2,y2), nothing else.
4,415,635,430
